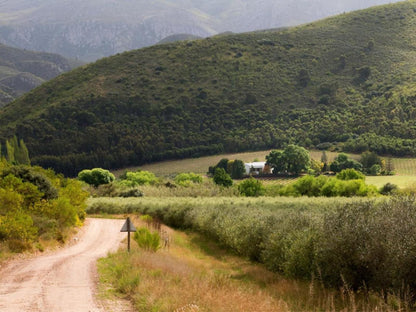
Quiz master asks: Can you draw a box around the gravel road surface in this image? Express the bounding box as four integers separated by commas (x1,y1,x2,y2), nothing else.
0,218,126,312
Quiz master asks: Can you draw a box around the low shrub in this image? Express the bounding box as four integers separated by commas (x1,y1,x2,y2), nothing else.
133,228,161,252
238,177,265,197
279,175,377,197
118,188,143,198
174,172,203,187
119,170,158,187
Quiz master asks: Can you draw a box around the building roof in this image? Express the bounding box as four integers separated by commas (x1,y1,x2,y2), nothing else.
244,162,266,168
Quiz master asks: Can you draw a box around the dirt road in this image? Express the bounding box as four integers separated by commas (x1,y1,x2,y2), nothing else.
0,218,126,312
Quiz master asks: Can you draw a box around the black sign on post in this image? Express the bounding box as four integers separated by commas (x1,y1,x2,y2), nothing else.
120,217,137,252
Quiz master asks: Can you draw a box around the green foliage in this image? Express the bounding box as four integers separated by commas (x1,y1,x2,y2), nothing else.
89,195,416,300
1,165,58,200
330,153,362,172
78,168,115,187
336,168,365,180
266,145,311,175
238,177,265,197
213,168,233,187
0,162,88,250
278,174,377,197
380,182,398,195
5,2,416,174
118,188,143,198
133,228,161,252
210,158,246,179
174,172,202,187
0,137,31,165
360,151,381,171
230,159,245,179
118,170,157,187
5,140,14,163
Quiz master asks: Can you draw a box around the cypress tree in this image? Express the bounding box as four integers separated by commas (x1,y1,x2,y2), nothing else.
5,139,14,163
18,139,31,165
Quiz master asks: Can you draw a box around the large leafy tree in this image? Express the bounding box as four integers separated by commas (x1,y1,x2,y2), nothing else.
330,153,362,172
78,168,115,187
266,145,311,175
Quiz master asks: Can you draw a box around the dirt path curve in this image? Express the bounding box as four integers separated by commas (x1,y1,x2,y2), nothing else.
0,218,126,312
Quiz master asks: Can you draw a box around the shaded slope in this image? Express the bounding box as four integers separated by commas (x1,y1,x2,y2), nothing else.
0,43,82,106
2,1,416,175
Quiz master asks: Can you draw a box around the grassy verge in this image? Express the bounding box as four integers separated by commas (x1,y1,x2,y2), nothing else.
89,196,416,305
98,216,405,311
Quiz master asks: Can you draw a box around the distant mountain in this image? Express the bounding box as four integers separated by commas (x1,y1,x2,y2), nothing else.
1,1,416,175
158,34,202,45
0,43,81,107
0,0,403,61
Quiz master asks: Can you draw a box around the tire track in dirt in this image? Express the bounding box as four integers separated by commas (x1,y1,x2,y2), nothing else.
0,218,126,312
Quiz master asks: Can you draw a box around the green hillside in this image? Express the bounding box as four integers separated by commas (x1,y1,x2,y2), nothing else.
0,43,81,106
2,1,416,175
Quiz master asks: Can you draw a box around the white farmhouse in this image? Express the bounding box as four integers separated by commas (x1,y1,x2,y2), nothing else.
244,162,267,175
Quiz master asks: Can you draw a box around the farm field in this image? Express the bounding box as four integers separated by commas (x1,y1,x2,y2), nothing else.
112,149,416,188
113,150,342,177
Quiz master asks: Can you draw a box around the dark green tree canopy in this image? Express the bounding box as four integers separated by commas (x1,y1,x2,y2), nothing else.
330,153,362,172
1,165,58,200
213,167,233,187
266,145,311,175
360,151,381,173
78,168,115,187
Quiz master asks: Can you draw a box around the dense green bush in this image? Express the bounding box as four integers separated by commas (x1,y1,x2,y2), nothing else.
213,168,233,187
1,165,58,199
330,153,363,172
118,170,158,187
174,172,203,187
238,177,265,197
336,168,365,180
0,162,88,249
78,168,115,187
278,174,377,197
380,182,398,195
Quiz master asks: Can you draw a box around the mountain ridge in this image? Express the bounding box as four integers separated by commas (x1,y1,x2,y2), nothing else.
0,43,81,106
1,1,416,175
0,0,403,61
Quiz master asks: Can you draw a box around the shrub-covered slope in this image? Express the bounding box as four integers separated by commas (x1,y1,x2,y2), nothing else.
0,0,400,61
0,44,81,106
2,1,416,175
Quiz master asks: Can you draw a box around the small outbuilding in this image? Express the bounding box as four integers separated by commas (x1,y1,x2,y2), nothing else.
244,162,268,175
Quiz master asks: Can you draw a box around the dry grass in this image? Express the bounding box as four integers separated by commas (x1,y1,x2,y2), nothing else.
99,216,404,312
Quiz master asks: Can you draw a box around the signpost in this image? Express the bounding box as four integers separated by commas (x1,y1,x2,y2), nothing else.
120,217,137,252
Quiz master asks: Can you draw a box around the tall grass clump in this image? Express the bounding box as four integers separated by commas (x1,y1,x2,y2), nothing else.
133,228,161,252
98,251,140,295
